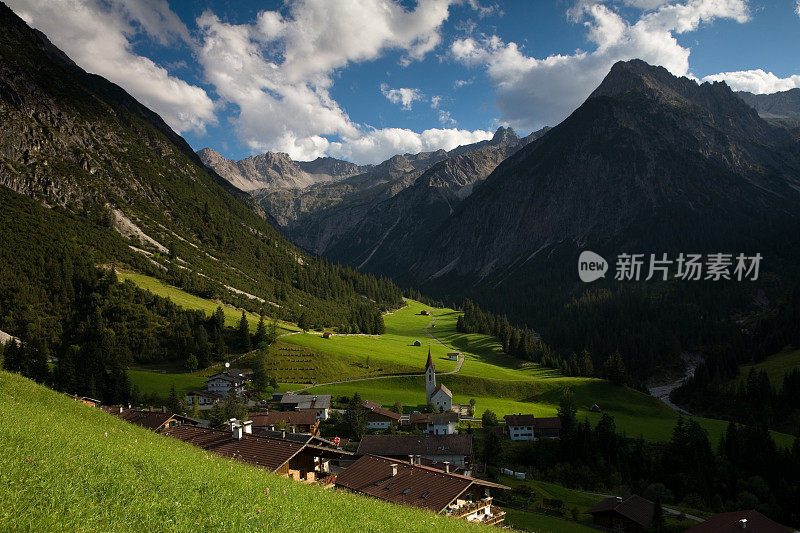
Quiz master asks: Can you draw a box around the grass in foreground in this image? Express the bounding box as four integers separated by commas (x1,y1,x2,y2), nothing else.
0,371,496,533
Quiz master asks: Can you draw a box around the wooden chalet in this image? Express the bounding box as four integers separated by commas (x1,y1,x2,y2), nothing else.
162,421,350,482
334,455,508,525
586,495,655,532
356,434,473,467
684,510,792,533
248,410,320,434
112,408,199,432
362,401,401,429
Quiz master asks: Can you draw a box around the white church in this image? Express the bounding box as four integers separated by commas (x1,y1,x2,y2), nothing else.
424,348,453,412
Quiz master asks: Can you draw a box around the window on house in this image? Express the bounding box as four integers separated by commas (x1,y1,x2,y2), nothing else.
402,488,412,494
421,491,431,499
385,483,394,489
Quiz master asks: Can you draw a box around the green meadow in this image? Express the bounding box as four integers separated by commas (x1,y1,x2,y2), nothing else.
0,371,499,533
117,271,795,447
735,347,800,386
116,269,299,335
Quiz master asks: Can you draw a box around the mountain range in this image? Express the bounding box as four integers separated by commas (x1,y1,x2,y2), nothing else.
0,1,401,334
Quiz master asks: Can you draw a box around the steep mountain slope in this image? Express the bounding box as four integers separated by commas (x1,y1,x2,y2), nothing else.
0,2,401,335
737,87,800,128
411,60,800,286
197,147,363,190
257,127,540,256
323,127,549,275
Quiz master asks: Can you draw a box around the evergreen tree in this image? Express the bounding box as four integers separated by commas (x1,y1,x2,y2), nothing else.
604,351,627,386
208,403,226,430
482,410,498,427
254,315,267,348
251,352,270,398
167,384,185,414
222,390,248,422
482,430,503,467
557,388,578,437
267,319,279,346
238,311,252,352
651,497,665,532
184,354,198,372
345,393,367,440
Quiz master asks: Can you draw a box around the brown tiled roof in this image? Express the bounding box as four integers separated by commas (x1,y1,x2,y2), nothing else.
363,401,401,421
115,409,177,431
356,434,472,457
362,400,383,411
334,455,508,513
684,510,791,533
432,384,452,398
418,457,467,474
279,394,331,410
533,417,562,430
408,412,457,425
504,414,536,426
162,425,304,471
587,495,655,528
248,411,319,427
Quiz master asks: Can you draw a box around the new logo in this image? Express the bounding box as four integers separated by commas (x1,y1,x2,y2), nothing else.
578,251,608,282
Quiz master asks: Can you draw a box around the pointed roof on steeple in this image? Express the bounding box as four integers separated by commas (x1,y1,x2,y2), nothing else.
425,347,434,372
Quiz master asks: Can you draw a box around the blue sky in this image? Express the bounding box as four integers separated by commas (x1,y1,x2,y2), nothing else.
8,0,800,164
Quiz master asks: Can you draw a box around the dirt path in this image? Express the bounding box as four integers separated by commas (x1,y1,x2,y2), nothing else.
289,310,464,393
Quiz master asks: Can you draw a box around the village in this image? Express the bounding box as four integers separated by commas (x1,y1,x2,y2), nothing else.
67,339,788,533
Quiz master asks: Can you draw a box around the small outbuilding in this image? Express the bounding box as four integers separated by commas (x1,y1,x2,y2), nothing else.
322,332,332,339
413,340,422,346
590,404,601,413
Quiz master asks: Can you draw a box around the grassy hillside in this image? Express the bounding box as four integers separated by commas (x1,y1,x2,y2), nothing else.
0,371,497,533
735,347,800,386
117,271,794,446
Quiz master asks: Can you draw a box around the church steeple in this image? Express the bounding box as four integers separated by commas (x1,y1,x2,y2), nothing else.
425,347,436,404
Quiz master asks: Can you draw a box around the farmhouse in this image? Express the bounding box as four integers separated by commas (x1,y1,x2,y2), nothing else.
278,393,331,420
424,349,453,412
362,401,401,430
409,412,458,435
248,410,320,434
356,434,473,467
447,352,459,361
186,389,222,406
503,414,562,441
334,455,508,525
684,510,792,533
163,420,350,482
586,495,655,532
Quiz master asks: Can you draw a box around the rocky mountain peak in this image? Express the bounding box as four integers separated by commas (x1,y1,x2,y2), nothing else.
490,126,520,145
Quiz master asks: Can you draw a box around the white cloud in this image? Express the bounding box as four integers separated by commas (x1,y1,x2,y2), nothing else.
796,0,800,17
7,0,216,135
326,127,492,164
197,0,485,164
381,83,424,109
451,0,750,131
701,69,800,94
453,78,473,88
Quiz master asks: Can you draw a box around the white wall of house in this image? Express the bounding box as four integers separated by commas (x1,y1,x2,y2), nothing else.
425,421,456,435
508,425,535,441
367,420,391,430
431,390,452,412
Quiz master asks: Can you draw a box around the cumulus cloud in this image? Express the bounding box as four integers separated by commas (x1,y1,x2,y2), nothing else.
326,127,493,164
381,84,423,109
7,0,216,134
451,0,750,131
196,0,490,164
796,0,800,17
701,69,800,94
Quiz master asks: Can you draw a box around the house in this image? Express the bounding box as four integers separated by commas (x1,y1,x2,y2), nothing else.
356,434,473,467
447,352,459,361
409,412,458,435
67,394,101,407
186,389,222,406
413,340,422,346
586,495,655,532
420,310,429,316
684,510,792,533
163,420,351,482
424,348,453,412
362,401,401,430
113,408,198,432
248,410,320,434
205,368,248,397
278,393,331,420
503,414,562,441
334,455,508,525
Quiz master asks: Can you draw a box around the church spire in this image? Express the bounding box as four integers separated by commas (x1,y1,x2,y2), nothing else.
425,347,434,372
